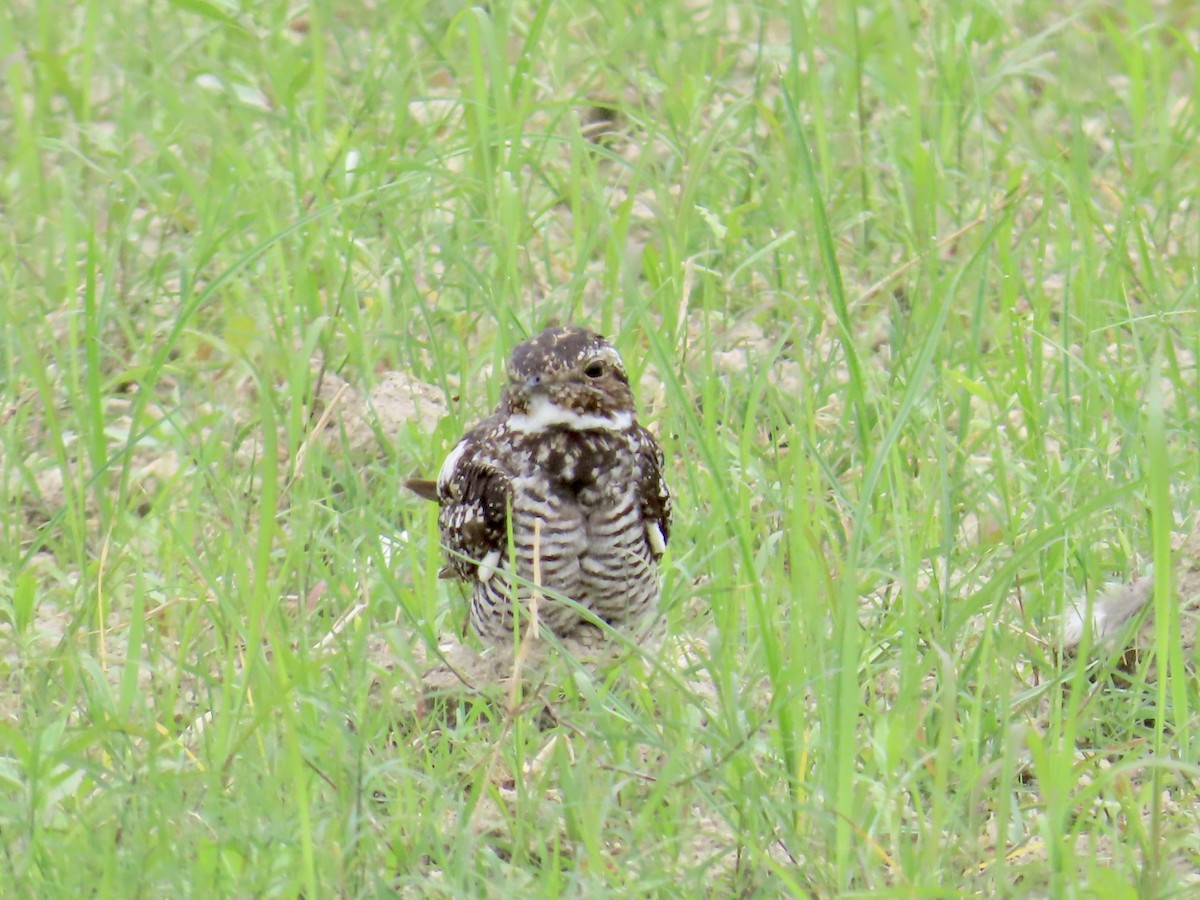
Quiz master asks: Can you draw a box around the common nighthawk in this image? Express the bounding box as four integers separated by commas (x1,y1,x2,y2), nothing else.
406,325,671,644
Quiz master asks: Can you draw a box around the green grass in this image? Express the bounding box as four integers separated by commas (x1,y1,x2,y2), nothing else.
2,0,1199,894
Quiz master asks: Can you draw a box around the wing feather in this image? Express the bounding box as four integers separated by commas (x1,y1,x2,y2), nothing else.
634,426,671,556
436,427,512,582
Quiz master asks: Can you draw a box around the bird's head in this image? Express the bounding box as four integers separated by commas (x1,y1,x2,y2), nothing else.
503,326,637,428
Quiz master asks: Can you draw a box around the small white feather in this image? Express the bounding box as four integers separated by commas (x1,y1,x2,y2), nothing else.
646,522,667,556
1060,575,1155,650
477,549,501,583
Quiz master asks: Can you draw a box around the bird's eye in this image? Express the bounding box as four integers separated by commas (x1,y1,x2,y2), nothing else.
584,361,605,378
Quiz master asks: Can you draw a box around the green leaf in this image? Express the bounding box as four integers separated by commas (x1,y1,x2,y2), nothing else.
163,0,245,30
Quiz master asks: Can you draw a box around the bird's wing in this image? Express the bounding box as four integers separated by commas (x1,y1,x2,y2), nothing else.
437,430,512,582
634,426,671,557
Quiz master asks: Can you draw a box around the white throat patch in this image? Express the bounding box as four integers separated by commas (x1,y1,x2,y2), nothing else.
507,394,633,434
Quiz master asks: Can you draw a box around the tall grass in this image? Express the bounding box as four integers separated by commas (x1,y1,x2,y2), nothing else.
1,0,1197,893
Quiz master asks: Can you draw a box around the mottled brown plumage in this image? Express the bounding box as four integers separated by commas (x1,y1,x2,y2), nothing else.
407,326,671,643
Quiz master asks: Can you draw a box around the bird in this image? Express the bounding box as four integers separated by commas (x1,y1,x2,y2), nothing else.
406,325,671,644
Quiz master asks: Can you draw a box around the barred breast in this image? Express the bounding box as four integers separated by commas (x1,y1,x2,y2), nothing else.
578,486,659,624
469,473,588,641
467,428,660,643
